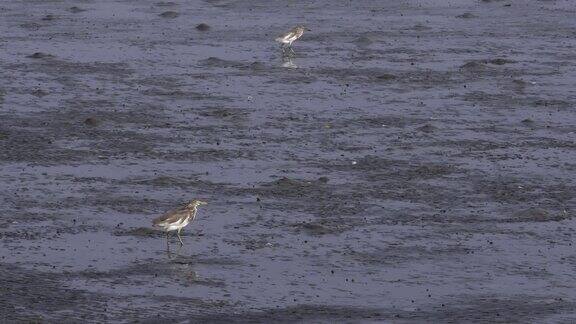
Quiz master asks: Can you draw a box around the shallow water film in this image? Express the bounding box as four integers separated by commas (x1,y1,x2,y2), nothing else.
1,0,576,322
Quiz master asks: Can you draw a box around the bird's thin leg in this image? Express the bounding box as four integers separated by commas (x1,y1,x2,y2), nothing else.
177,228,184,246
166,238,172,258
166,231,170,247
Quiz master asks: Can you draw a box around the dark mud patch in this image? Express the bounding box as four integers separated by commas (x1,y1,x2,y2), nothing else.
245,177,370,234
532,99,571,110
0,263,108,322
459,58,516,73
472,177,575,207
509,208,571,223
223,233,277,250
416,124,437,133
155,1,178,7
172,305,387,323
0,264,227,322
328,155,458,180
143,148,257,163
71,195,162,215
0,126,88,163
374,73,397,81
127,175,204,188
199,57,248,69
291,220,350,236
314,67,455,89
351,244,472,265
172,256,242,266
12,60,133,79
460,61,489,72
73,259,231,281
488,58,516,65
402,296,576,323
168,296,576,323
115,227,158,237
256,177,331,200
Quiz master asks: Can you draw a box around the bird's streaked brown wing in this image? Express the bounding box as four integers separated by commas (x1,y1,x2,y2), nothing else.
153,207,188,226
289,26,300,35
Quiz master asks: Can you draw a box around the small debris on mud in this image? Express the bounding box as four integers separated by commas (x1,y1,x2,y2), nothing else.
375,74,397,81
196,23,210,31
68,7,86,13
84,117,100,126
456,12,477,18
41,14,57,21
31,89,49,97
155,1,177,6
159,11,179,18
318,177,329,183
294,222,334,235
488,58,515,65
27,52,54,59
521,118,535,125
416,124,437,133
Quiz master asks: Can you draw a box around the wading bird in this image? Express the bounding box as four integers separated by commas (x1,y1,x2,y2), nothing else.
152,199,207,246
276,25,308,55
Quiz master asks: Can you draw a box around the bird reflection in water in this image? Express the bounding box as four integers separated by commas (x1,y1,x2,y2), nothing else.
174,263,199,282
168,253,200,282
165,241,183,259
281,56,298,69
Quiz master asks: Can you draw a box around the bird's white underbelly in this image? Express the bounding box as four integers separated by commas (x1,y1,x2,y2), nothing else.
162,217,191,232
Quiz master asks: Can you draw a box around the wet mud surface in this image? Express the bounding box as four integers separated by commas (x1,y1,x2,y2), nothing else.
1,0,576,322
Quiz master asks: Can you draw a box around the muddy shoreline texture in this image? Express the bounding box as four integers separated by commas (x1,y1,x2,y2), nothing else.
1,0,575,322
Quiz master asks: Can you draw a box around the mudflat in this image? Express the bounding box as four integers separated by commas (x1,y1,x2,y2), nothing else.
1,0,575,322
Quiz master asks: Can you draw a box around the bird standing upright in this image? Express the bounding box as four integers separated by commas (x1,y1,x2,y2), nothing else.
275,25,307,55
152,199,208,246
